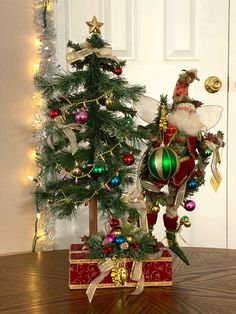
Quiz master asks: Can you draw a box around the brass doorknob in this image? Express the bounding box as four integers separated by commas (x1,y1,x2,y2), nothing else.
204,76,222,93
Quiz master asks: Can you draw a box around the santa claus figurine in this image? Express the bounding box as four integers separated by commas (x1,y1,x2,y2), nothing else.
137,69,224,265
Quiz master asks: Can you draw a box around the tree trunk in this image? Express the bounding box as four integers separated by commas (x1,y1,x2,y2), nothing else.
89,198,97,235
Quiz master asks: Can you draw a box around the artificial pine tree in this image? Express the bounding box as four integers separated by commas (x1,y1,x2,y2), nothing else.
34,16,146,235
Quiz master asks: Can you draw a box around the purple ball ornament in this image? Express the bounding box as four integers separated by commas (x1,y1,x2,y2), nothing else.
75,110,89,124
184,200,196,211
102,234,115,245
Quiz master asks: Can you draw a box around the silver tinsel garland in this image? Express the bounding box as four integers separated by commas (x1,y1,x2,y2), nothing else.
32,0,57,251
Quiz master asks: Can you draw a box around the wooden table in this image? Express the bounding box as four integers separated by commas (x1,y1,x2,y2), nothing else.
0,247,236,314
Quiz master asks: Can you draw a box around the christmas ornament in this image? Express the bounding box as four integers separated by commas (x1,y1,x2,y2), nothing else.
47,198,54,204
148,147,180,180
49,109,61,119
125,117,133,126
195,170,203,177
184,220,192,228
120,242,129,250
205,148,213,157
184,200,196,211
180,215,189,225
112,228,122,236
133,242,139,251
102,246,113,254
126,235,134,243
86,16,103,34
105,92,113,108
187,179,199,190
114,236,126,245
159,102,168,131
71,161,82,177
110,218,120,228
111,176,121,186
114,67,122,75
93,167,106,174
111,257,128,285
150,204,160,213
102,234,115,245
75,110,88,124
122,154,135,166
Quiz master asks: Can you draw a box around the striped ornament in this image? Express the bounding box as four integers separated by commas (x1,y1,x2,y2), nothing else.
148,147,180,180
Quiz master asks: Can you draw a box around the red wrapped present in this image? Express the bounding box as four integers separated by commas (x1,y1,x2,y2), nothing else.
69,243,172,290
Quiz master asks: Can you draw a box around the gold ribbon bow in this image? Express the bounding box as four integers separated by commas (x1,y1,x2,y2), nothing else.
66,41,119,64
205,140,222,192
54,116,81,155
86,258,114,303
130,261,145,295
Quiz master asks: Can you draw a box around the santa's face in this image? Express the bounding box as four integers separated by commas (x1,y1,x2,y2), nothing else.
168,103,202,136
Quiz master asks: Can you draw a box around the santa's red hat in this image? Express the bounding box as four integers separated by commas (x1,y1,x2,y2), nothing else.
172,69,199,103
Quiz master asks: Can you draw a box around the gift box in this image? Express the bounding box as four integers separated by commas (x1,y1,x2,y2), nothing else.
69,243,172,289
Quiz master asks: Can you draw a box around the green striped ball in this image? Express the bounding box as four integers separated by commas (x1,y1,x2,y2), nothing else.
148,147,180,180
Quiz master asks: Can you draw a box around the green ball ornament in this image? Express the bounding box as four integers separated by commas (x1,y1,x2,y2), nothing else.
125,117,133,126
148,147,180,180
93,167,106,174
205,148,213,157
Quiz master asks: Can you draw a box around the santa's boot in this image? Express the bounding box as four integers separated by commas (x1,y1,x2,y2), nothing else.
163,213,190,265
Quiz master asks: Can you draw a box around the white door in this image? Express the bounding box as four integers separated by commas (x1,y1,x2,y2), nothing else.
54,0,235,249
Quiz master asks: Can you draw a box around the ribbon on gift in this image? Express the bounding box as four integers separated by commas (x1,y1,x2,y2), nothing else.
53,116,81,155
130,261,145,295
86,258,114,303
67,41,119,64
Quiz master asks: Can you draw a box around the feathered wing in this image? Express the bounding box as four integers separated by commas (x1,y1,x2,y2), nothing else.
197,105,223,131
133,95,160,123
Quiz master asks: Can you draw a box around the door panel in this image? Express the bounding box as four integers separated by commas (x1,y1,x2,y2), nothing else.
54,0,231,249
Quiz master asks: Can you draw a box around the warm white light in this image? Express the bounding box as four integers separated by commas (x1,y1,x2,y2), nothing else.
37,213,41,220
27,176,34,181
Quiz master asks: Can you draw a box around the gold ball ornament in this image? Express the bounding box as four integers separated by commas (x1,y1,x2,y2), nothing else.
71,161,82,177
151,205,160,213
126,236,134,243
47,198,54,204
184,221,192,228
113,228,122,236
105,98,113,108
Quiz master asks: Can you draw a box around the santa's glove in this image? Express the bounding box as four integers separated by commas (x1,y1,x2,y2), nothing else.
163,214,190,265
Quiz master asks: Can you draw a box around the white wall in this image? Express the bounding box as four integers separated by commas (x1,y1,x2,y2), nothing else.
0,0,36,254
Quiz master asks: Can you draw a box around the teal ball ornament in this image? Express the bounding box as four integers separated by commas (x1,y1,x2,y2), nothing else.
114,236,126,245
111,176,121,186
148,147,180,180
187,179,199,190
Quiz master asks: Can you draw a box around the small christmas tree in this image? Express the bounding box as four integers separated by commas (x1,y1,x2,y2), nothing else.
34,16,146,235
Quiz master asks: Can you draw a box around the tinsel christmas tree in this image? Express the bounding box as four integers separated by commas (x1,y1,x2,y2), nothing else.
34,16,146,235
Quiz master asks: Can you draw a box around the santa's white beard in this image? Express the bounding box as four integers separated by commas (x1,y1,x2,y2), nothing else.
168,110,202,136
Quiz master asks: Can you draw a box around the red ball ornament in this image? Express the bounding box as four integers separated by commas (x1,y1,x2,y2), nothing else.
49,109,61,119
102,246,113,254
195,170,203,177
114,67,122,75
122,154,135,166
133,242,139,251
109,218,120,229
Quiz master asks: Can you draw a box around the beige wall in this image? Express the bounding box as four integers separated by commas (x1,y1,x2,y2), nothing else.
0,0,36,254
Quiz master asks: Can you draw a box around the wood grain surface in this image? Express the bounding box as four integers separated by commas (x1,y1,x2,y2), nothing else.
0,247,236,314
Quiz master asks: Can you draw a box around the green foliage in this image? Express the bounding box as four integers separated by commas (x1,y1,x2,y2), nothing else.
34,32,146,219
85,222,158,261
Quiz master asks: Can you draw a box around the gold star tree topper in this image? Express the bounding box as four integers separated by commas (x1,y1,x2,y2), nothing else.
86,16,103,34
